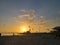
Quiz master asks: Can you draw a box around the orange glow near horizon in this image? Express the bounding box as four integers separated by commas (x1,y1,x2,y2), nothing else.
20,25,29,33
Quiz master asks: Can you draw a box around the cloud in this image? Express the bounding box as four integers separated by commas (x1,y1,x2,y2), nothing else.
12,9,54,33
18,14,35,21
18,9,36,19
40,16,44,19
20,9,35,14
13,9,36,24
20,9,26,12
18,14,30,18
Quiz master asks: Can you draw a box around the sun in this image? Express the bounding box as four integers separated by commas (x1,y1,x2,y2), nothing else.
22,27,28,32
20,26,29,33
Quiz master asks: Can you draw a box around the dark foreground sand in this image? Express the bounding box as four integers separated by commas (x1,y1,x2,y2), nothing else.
0,33,60,45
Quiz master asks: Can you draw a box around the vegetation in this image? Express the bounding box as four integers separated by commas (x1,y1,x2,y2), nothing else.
51,26,60,38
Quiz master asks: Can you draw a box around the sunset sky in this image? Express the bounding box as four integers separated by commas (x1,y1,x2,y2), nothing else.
0,0,60,33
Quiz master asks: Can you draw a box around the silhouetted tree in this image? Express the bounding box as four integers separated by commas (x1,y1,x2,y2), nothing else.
0,33,1,36
52,26,60,38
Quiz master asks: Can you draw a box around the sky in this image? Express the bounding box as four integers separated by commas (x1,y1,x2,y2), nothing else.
0,0,60,33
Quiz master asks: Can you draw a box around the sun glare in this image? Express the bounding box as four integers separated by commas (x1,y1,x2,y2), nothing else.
20,26,29,33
